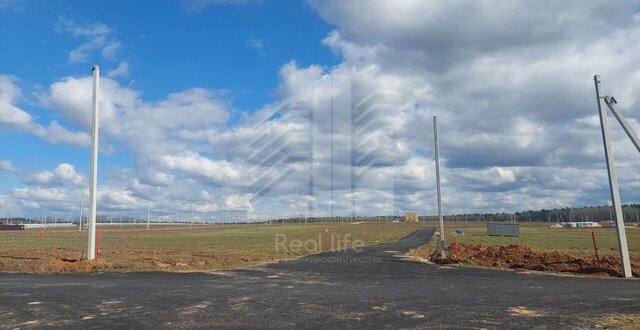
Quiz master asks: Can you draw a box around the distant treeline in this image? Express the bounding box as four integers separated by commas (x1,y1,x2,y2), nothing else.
271,204,640,224
423,204,640,223
4,204,640,224
0,215,149,224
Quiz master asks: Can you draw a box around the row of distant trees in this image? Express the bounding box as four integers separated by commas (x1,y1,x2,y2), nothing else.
4,204,640,224
275,204,640,224
424,204,640,223
1,215,147,224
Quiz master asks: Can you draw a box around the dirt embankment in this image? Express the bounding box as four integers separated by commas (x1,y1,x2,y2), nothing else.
0,247,280,273
431,243,640,278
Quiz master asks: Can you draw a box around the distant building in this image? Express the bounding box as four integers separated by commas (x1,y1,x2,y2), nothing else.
404,212,418,222
563,221,601,228
600,221,616,228
487,223,520,237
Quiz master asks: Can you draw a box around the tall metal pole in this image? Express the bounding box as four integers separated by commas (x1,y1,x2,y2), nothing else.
87,65,100,260
594,75,632,278
433,116,446,259
146,203,150,230
79,193,83,231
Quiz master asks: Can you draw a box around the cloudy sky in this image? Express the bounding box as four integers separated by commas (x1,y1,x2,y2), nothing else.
1,1,640,221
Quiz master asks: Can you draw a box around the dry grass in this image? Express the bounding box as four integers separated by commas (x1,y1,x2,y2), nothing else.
592,314,640,330
0,222,427,272
435,222,640,257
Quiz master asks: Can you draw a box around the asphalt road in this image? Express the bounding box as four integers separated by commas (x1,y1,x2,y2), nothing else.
1,228,639,329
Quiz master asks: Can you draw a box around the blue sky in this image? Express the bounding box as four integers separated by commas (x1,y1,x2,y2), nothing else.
0,0,337,190
1,1,338,104
2,1,640,221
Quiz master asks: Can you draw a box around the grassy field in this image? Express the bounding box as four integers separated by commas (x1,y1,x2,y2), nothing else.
0,222,427,272
593,314,640,330
438,222,640,257
2,221,638,272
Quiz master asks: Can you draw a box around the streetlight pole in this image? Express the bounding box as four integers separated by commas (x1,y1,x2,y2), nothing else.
594,75,632,278
87,65,100,260
147,203,150,230
79,193,83,231
433,116,446,259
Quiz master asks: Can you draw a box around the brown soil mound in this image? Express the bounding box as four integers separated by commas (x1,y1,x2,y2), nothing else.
47,258,112,272
0,248,280,273
432,243,640,278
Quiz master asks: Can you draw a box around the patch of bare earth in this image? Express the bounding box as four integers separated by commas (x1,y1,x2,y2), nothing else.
592,314,640,329
431,243,640,278
0,248,279,273
508,306,542,317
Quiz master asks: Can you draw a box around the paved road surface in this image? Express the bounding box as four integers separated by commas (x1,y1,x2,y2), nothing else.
1,228,639,329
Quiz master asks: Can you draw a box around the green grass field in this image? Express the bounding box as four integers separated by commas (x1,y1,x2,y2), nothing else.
2,221,638,272
439,222,640,257
0,222,427,272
